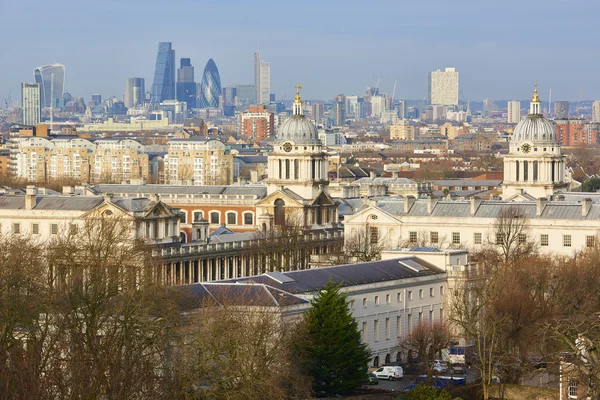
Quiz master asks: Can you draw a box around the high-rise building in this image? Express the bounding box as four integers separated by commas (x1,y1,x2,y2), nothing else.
33,63,65,109
428,67,459,106
91,94,102,106
222,87,237,106
124,78,145,108
554,101,569,119
176,58,196,109
333,94,346,126
396,100,406,119
240,105,275,142
371,96,386,118
507,100,521,123
592,101,600,123
233,84,255,107
21,83,41,126
150,42,175,104
254,52,271,105
198,59,221,109
390,120,415,141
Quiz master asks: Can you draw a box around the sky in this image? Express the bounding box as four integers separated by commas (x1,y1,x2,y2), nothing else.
1,0,599,104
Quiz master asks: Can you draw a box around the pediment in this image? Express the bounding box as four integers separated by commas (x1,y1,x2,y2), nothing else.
343,204,400,225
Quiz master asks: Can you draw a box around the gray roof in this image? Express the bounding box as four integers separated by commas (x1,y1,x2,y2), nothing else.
0,195,103,211
208,232,255,243
355,177,416,185
233,155,268,165
111,198,155,213
91,184,267,198
223,257,444,295
336,197,365,216
426,180,502,187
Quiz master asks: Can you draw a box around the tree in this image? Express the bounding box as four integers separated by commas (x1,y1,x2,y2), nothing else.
491,206,537,264
344,224,388,262
406,383,460,400
300,281,371,396
401,322,455,383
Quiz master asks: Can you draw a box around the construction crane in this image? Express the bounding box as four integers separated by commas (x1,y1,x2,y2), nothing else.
391,80,397,104
576,89,584,117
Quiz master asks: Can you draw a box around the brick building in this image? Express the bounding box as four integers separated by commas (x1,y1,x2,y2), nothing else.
240,105,275,142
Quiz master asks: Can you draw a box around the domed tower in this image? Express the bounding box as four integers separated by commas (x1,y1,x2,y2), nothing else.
266,85,329,199
503,84,567,199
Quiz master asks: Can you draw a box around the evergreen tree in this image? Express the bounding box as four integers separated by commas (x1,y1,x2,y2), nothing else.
301,280,371,395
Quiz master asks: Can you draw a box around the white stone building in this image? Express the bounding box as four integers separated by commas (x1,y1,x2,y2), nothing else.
428,68,459,106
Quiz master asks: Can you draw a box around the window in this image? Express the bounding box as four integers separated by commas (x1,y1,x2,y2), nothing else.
518,233,527,244
496,232,504,245
440,286,444,296
419,289,423,299
369,227,379,244
363,298,367,308
12,223,20,234
540,234,549,247
363,322,367,342
418,312,423,325
563,235,572,247
452,232,460,244
375,296,380,305
408,291,413,300
397,292,402,303
193,211,203,222
568,379,578,398
409,231,417,243
69,224,78,236
430,287,435,297
227,212,237,225
32,223,39,235
244,213,254,225
210,212,219,224
429,310,434,323
430,231,439,244
397,316,402,337
586,235,595,248
385,318,390,340
349,300,355,309
407,314,412,333
474,232,482,245
179,212,187,224
374,320,379,342
51,224,58,235
386,294,390,304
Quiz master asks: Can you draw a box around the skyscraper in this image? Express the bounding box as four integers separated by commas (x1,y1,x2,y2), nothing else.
233,84,256,107
254,52,271,105
33,63,65,109
554,101,569,119
333,94,346,126
91,94,102,106
428,67,459,106
592,101,600,123
507,100,521,123
150,42,175,104
198,59,221,109
176,58,196,108
124,78,145,108
21,82,41,126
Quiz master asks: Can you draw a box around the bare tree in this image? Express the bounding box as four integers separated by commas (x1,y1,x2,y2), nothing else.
400,322,455,383
344,224,388,262
491,206,537,264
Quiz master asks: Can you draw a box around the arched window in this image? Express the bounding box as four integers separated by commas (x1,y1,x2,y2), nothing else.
195,228,202,239
294,159,299,180
533,161,538,181
210,211,220,224
193,211,203,222
278,159,282,179
551,160,556,181
179,232,187,243
373,356,379,367
396,351,403,362
285,159,290,179
274,199,285,226
243,212,254,225
311,159,316,180
385,354,391,364
227,212,237,225
515,161,520,181
523,160,529,181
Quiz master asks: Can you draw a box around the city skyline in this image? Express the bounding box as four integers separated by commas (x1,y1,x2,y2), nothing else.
1,0,600,103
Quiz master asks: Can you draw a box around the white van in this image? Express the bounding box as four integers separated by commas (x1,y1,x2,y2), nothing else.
373,366,403,380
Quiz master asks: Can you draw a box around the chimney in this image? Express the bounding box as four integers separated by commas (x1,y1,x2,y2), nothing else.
536,197,548,216
25,185,37,210
582,198,592,217
404,195,416,214
62,186,74,195
152,193,160,202
250,170,258,183
103,192,114,202
369,171,376,179
470,196,482,216
392,171,399,179
426,195,439,214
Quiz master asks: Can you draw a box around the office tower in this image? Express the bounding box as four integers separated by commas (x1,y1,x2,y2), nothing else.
554,101,569,119
396,100,406,119
254,52,271,104
33,63,65,109
21,83,41,126
124,78,145,108
371,96,385,117
150,42,175,104
176,58,196,108
198,59,221,108
233,84,255,107
91,94,102,106
507,101,521,123
333,94,346,126
592,101,600,123
240,105,275,142
311,103,324,124
222,87,237,106
346,96,359,119
428,67,459,106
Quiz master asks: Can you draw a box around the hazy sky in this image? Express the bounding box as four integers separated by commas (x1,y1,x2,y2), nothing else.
1,0,598,104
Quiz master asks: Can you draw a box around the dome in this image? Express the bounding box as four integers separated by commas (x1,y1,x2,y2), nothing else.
511,114,557,144
276,115,320,145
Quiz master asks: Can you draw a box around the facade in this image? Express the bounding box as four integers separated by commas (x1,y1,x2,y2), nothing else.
151,42,176,104
554,101,570,119
233,84,255,107
33,63,65,109
507,100,520,123
176,58,196,109
21,82,41,126
592,100,600,123
371,96,386,118
333,94,346,126
554,119,596,146
240,105,275,142
198,59,221,109
124,78,145,108
428,68,459,106
79,117,180,132
254,52,270,105
390,120,415,141
164,138,233,185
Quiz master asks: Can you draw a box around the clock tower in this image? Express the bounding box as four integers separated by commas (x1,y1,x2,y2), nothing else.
502,84,567,199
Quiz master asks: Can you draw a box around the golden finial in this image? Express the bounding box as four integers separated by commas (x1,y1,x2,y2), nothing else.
532,82,540,102
294,84,303,103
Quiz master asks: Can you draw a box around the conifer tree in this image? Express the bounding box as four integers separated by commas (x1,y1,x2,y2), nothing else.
301,280,371,395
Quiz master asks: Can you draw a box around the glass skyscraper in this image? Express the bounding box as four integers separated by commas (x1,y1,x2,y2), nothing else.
151,42,175,104
33,63,65,109
198,59,221,109
124,78,145,108
176,58,196,108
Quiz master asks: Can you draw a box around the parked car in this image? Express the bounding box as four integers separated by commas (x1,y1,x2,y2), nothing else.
451,363,467,375
432,360,448,373
367,372,379,385
373,366,404,380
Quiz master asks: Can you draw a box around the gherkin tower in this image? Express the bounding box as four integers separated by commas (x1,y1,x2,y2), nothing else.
198,58,221,108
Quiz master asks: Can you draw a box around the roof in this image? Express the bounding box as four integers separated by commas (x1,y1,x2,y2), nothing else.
90,184,267,198
223,257,445,295
426,180,502,187
0,195,103,211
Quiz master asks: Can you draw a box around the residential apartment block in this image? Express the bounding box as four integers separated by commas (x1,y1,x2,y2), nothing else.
240,105,275,142
165,138,233,185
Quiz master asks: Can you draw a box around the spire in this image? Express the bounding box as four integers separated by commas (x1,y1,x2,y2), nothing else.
529,82,541,115
293,84,303,115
